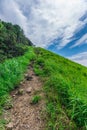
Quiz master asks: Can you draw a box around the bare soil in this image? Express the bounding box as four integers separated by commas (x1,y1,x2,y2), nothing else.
5,66,46,130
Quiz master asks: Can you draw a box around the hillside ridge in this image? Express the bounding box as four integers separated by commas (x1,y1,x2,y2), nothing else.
0,20,87,130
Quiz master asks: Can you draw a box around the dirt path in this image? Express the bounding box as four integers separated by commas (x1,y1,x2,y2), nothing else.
5,65,45,130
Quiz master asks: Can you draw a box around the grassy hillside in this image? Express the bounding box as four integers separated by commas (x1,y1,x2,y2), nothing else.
0,20,87,129
0,46,87,129
33,47,87,130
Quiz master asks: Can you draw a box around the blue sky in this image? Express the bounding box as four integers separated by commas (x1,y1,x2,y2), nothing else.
0,0,87,66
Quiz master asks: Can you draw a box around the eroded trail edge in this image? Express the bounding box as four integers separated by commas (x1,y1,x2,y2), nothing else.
5,65,45,130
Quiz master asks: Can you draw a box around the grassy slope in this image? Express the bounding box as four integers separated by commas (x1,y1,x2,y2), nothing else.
34,47,87,130
0,47,35,129
0,46,87,130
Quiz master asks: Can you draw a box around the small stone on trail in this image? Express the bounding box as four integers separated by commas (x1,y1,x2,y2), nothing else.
12,95,16,97
26,87,32,93
20,81,23,85
25,75,33,81
24,73,28,77
6,122,13,130
18,89,24,95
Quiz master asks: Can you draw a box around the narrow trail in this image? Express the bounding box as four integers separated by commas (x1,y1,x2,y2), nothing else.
5,65,45,130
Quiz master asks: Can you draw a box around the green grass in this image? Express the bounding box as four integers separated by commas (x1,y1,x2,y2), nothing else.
0,47,35,98
34,47,87,130
0,47,35,127
31,95,41,104
1,46,87,129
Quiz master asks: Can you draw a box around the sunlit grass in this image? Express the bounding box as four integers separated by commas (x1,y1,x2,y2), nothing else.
0,47,35,98
34,47,87,130
1,46,87,129
0,47,35,127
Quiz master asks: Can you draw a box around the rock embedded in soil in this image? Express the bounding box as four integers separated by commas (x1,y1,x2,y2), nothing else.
20,81,23,85
18,89,24,95
12,94,16,97
6,122,13,130
26,87,32,93
25,75,33,81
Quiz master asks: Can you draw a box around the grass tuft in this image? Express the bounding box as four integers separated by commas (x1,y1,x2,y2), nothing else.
31,95,41,104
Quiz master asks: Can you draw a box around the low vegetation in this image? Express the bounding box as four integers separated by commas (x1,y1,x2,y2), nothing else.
1,46,87,130
31,95,41,104
0,47,35,129
0,20,87,130
34,47,87,130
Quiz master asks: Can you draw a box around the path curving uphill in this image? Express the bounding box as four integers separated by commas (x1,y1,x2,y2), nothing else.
5,65,45,130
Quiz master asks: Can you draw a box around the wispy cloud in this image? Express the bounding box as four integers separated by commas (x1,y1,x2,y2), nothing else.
70,33,87,48
68,52,87,66
0,0,87,48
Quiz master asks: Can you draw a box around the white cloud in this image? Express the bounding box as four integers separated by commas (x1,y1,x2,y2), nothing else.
0,0,29,35
0,0,87,48
70,33,87,48
68,52,87,66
